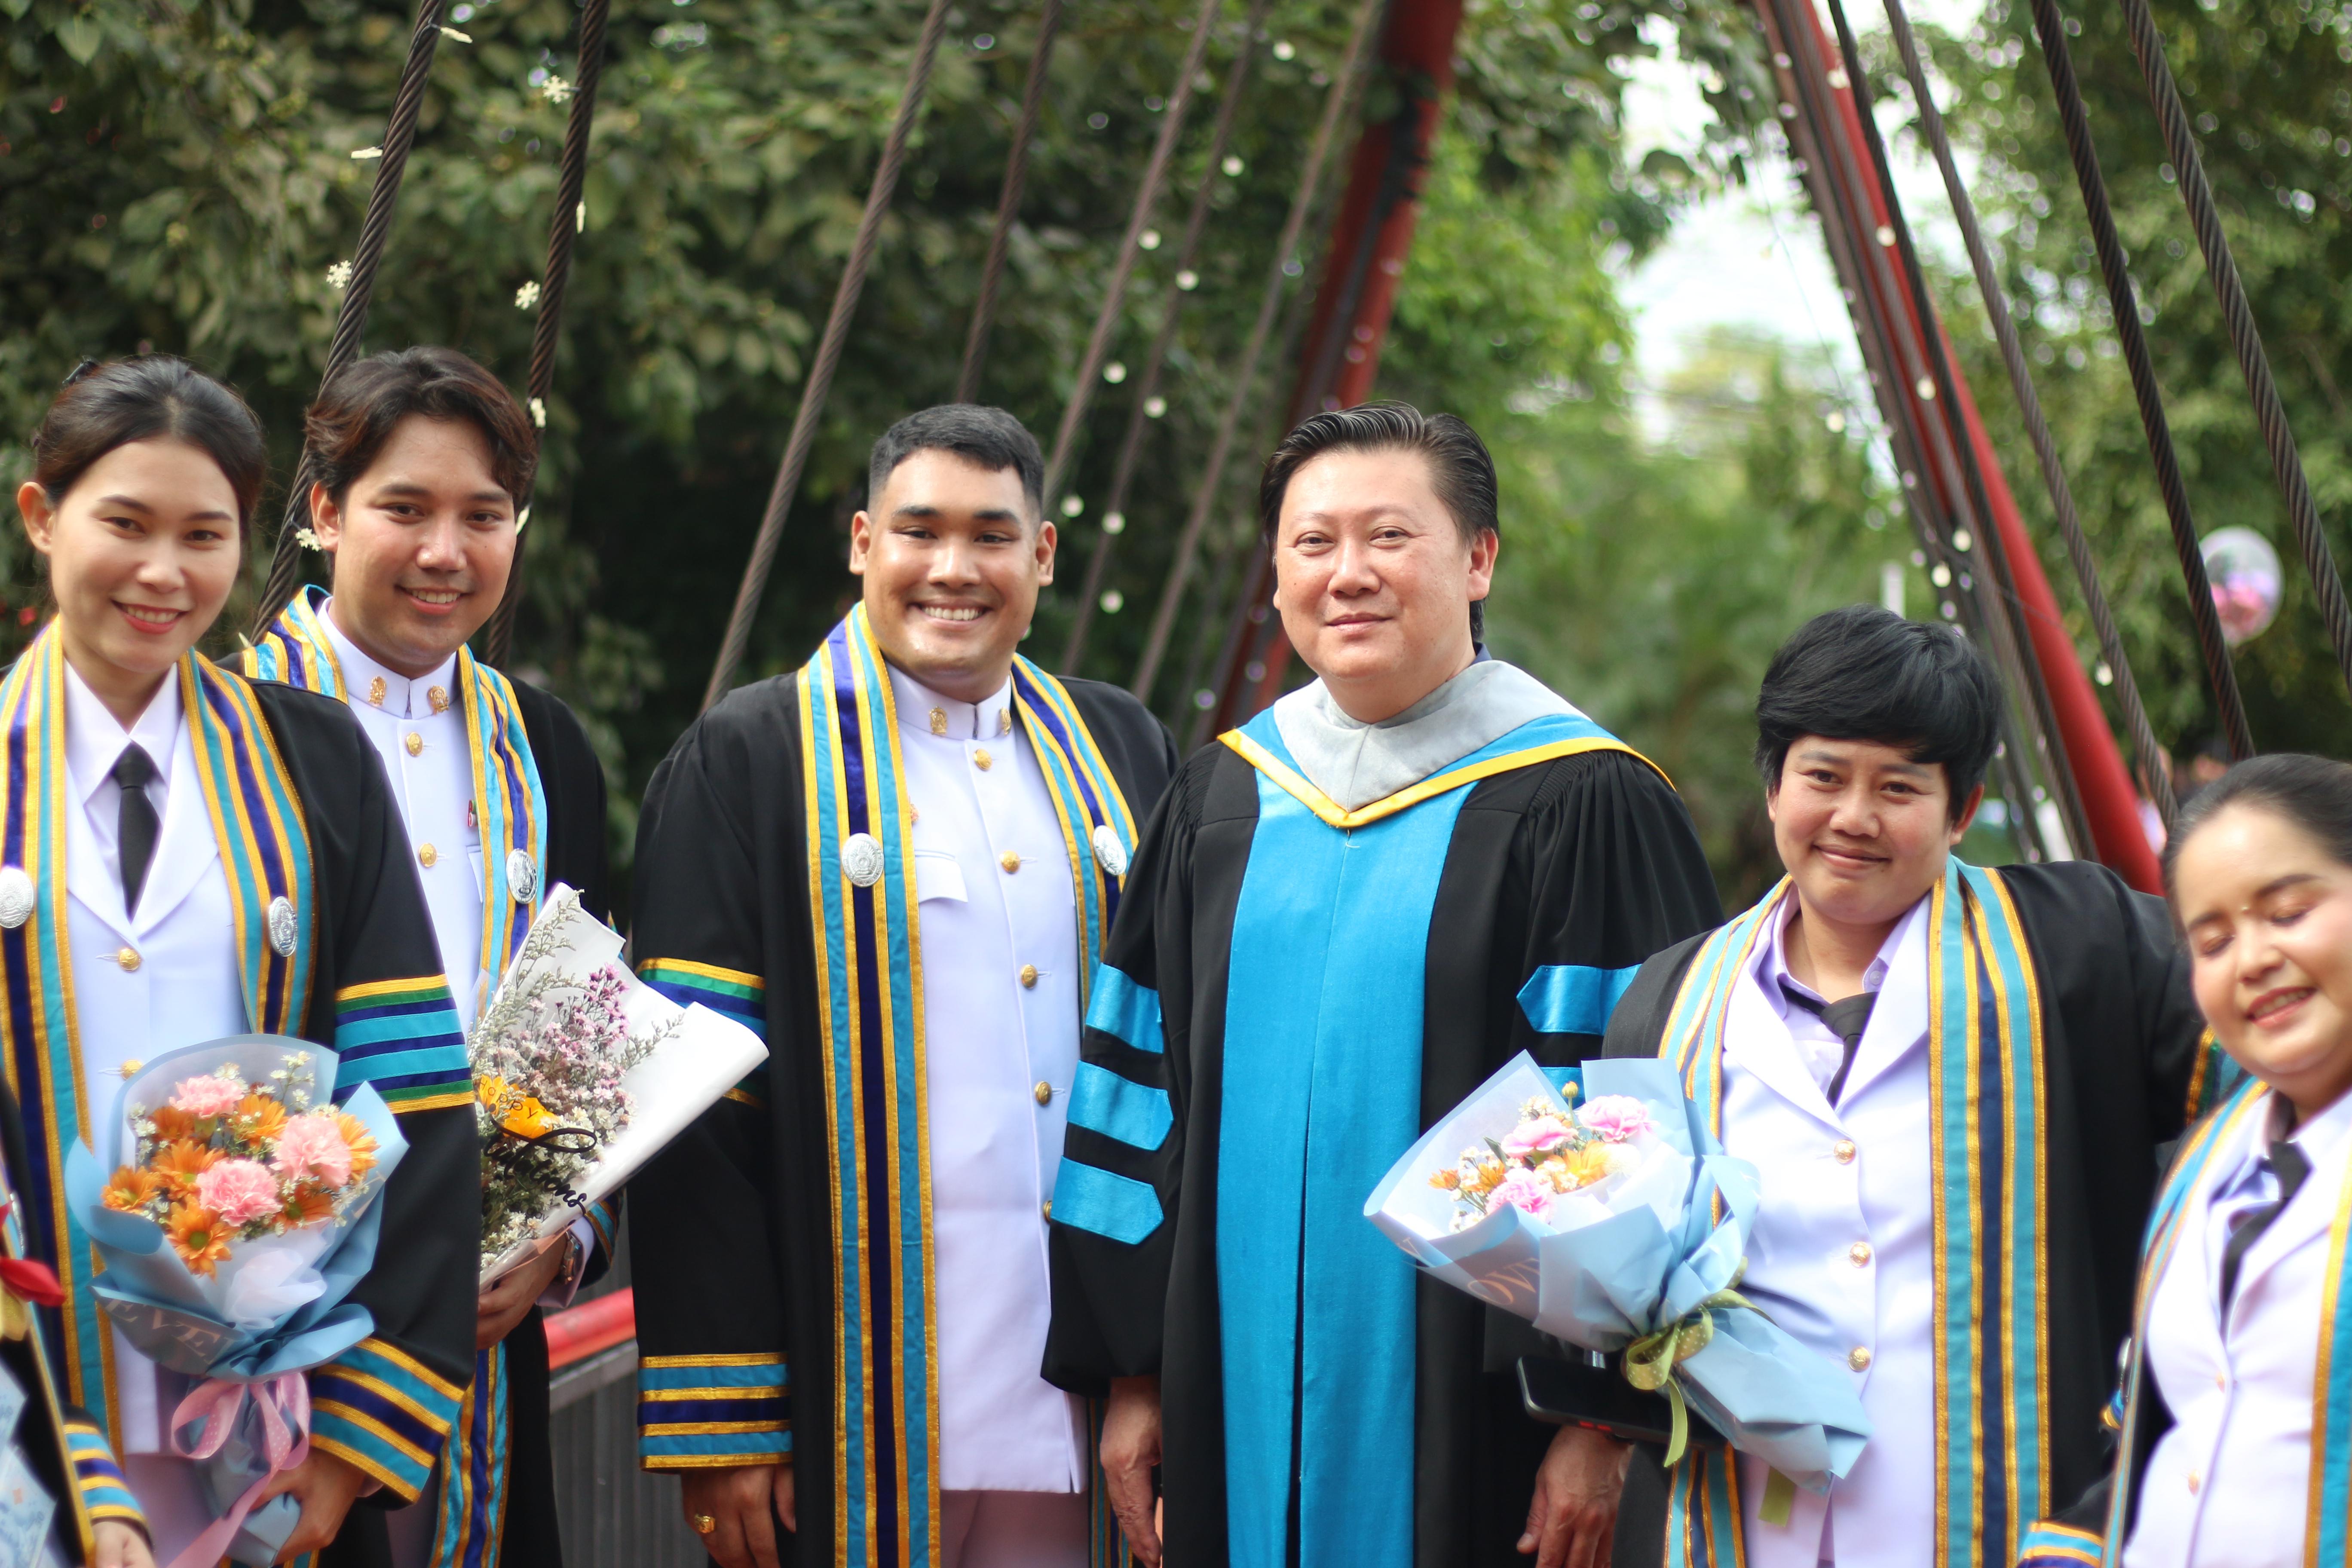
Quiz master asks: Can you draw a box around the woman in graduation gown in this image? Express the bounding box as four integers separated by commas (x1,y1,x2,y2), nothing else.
2019,755,2352,1568
9,358,479,1563
245,345,610,1568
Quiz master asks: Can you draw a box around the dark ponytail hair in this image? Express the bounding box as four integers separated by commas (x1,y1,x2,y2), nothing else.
2162,753,2352,902
27,357,267,535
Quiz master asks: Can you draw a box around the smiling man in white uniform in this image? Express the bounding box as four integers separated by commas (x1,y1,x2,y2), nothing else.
627,405,1178,1568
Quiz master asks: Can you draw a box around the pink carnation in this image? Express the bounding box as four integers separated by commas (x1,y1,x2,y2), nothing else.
193,1158,281,1228
1501,1114,1577,1160
1487,1167,1557,1223
1576,1095,1657,1144
169,1074,245,1119
273,1114,354,1188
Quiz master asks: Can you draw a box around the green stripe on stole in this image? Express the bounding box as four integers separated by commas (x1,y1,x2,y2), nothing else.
247,588,551,1568
797,606,1136,1567
0,626,316,1431
1657,860,2051,1568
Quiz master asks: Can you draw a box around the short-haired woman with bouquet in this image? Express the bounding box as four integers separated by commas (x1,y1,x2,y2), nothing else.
2020,754,2352,1568
7,358,477,1562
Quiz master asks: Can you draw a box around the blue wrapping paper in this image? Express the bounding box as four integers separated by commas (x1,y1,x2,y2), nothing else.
1366,1053,1870,1492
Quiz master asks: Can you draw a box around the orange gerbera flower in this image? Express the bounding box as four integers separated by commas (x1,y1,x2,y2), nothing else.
277,1184,335,1231
229,1093,287,1147
166,1204,230,1276
152,1139,222,1197
145,1106,197,1145
101,1167,163,1213
333,1113,379,1181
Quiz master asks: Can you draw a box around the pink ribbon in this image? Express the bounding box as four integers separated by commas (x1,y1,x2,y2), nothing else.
163,1370,312,1568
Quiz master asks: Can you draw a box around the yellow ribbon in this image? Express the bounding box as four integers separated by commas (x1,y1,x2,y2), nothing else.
1621,1286,1760,1468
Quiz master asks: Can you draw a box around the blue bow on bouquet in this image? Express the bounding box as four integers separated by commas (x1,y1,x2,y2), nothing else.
1366,1054,1869,1496
62,1036,407,1568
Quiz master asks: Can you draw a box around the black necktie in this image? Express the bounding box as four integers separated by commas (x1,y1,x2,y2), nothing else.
1781,986,1877,1106
2220,1137,2311,1311
112,744,159,916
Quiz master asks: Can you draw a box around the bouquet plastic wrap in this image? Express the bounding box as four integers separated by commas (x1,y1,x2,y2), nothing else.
472,884,768,1285
62,1037,407,1567
1367,1053,1870,1495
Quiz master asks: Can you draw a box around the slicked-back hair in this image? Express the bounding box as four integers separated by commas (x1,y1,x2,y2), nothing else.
1257,401,1500,641
1755,604,2002,821
2162,753,2352,901
29,357,268,536
306,346,537,507
867,404,1045,521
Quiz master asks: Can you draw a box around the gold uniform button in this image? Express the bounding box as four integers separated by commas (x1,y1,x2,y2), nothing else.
1033,1081,1052,1106
1833,1140,1857,1164
1000,851,1021,874
115,946,140,973
1041,1199,1053,1220
404,731,423,757
974,747,994,772
1020,964,1040,989
1848,1347,1873,1372
2187,1470,2201,1494
928,707,948,736
427,685,451,715
1849,1242,1873,1267
419,843,438,868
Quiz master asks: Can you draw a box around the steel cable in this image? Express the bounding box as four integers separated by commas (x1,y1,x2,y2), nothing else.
1130,0,1383,704
701,0,957,710
2024,0,2253,759
1059,0,1275,672
1875,0,2175,825
955,0,1068,404
2113,0,2352,704
251,0,447,636
479,0,612,669
1036,0,1230,510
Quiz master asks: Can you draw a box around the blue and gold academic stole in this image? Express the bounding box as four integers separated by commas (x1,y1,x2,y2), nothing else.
1658,861,2053,1568
798,605,1135,1567
250,588,551,1568
0,627,316,1427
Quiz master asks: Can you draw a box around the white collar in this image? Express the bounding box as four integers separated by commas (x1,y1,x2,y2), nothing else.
317,598,461,720
2237,1082,2352,1179
886,662,1016,743
62,659,181,807
1268,658,1580,811
1758,888,1930,1011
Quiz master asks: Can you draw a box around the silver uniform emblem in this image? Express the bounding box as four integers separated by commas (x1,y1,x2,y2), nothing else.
0,867,32,930
506,849,539,905
1090,824,1130,879
840,832,885,888
267,896,298,957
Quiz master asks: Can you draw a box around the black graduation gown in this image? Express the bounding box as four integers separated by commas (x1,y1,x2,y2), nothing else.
1596,860,2212,1568
1041,741,1721,1568
626,670,1177,1567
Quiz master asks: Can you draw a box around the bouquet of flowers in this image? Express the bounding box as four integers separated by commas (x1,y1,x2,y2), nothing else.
64,1037,408,1568
1367,1054,1870,1494
471,885,768,1285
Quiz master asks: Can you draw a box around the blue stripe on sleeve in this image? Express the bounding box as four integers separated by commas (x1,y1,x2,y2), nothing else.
1516,963,1642,1037
1085,964,1164,1055
1050,1159,1164,1244
1068,1062,1173,1152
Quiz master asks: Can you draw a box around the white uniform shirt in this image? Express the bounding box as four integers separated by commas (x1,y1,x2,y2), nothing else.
888,664,1087,1494
59,665,245,1455
315,609,485,1027
2123,1087,2352,1568
1719,893,1936,1568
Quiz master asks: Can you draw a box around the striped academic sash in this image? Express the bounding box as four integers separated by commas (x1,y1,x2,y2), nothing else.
247,586,555,1568
1655,861,2053,1568
0,626,318,1434
798,605,1136,1568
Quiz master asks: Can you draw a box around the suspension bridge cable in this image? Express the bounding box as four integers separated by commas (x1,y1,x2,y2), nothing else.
956,0,1068,403
1060,0,1276,672
2023,0,2254,759
1133,0,1384,705
2112,0,2352,704
701,0,957,710
480,0,613,669
1875,0,2176,826
1037,0,1231,510
251,0,449,635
